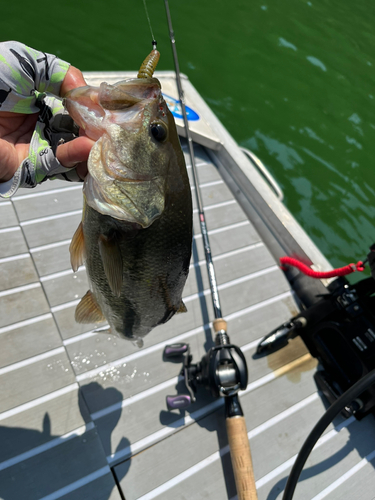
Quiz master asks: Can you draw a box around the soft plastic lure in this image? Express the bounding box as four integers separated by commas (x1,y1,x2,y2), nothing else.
137,47,160,79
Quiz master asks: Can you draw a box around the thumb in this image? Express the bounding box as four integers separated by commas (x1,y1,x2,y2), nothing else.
56,136,94,168
60,66,87,97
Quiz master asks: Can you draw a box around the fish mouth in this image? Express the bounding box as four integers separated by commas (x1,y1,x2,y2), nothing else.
64,79,163,141
99,79,161,110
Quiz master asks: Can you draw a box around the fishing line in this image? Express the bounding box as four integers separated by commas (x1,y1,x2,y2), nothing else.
142,0,155,43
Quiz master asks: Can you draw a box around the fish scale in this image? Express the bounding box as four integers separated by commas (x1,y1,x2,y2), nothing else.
66,50,192,345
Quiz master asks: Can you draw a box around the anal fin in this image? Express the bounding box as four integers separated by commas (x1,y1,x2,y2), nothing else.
70,222,86,272
75,290,106,324
98,234,123,297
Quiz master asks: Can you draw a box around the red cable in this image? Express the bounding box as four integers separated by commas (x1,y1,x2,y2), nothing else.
280,256,365,279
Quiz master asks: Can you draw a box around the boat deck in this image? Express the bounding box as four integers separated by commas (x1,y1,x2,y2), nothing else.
1,79,375,500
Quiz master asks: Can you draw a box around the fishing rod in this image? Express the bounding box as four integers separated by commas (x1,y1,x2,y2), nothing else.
163,2,258,499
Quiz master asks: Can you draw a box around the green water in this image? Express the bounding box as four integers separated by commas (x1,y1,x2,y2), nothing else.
3,0,375,279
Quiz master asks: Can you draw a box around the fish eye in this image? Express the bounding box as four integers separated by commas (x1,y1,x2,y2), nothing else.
150,122,167,142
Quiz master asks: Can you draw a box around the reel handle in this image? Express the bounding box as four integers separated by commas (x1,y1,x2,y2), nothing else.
226,415,258,500
164,343,189,357
166,394,192,410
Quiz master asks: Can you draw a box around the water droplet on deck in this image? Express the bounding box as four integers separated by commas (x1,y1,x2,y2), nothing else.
132,338,143,348
266,336,317,383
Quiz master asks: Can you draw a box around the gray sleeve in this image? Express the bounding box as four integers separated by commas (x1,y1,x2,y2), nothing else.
0,41,70,113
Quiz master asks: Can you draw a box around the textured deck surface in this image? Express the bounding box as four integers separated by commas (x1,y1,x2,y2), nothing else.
1,139,375,500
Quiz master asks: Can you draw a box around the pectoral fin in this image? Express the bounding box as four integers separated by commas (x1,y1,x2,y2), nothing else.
70,222,86,272
177,301,187,314
98,234,123,297
75,290,105,324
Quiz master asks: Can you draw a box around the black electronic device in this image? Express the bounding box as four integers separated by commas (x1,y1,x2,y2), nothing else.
257,248,375,420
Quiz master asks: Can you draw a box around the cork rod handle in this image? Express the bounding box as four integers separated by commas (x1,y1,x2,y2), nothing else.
213,318,228,333
226,416,258,500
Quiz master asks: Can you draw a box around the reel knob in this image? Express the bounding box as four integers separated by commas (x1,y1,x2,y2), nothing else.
166,394,192,410
164,343,189,357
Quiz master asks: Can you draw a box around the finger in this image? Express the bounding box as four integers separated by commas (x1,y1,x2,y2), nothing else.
60,66,87,97
0,139,19,182
56,136,94,168
74,161,89,180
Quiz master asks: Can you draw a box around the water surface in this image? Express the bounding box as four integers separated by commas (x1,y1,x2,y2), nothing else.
2,0,375,281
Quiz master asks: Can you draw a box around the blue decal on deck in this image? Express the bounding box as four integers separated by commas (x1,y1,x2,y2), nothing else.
162,94,200,121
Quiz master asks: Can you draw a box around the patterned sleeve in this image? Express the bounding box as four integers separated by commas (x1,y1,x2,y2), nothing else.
0,41,70,113
0,42,83,198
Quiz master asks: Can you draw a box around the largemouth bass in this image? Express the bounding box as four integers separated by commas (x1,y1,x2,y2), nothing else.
65,50,192,346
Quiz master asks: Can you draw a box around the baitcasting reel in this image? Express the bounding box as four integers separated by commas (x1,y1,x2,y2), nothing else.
163,320,257,498
164,322,248,411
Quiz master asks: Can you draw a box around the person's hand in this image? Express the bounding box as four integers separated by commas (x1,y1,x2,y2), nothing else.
0,65,95,184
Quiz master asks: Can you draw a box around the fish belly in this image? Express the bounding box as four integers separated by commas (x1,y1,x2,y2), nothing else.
83,200,191,342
